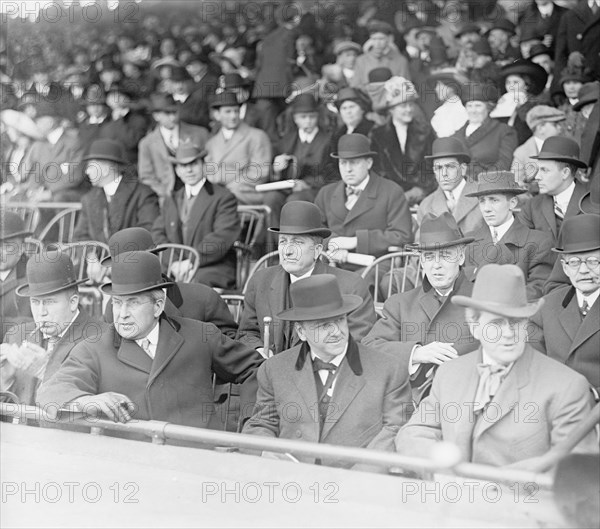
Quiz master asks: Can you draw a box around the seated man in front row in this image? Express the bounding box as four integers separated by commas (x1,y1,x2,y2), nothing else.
395,264,597,469
242,275,413,467
38,251,263,429
237,201,376,356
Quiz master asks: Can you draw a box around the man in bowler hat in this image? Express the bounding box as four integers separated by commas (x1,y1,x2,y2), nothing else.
38,252,263,428
395,264,597,469
238,201,376,356
1,251,103,405
243,274,412,467
530,214,600,393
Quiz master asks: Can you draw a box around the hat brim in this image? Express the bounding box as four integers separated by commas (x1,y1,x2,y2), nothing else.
452,295,543,318
424,152,471,163
82,154,128,165
465,188,526,197
529,153,587,168
573,96,598,111
151,105,179,113
100,279,175,296
168,151,206,164
552,242,600,253
268,226,332,238
407,237,475,251
16,278,89,297
330,150,378,159
499,66,547,96
579,193,600,215
100,246,167,267
276,294,363,321
0,230,32,241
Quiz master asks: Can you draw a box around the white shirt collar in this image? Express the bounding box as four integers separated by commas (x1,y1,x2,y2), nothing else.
568,98,579,106
490,214,515,241
311,346,347,368
222,127,235,140
443,178,466,201
172,93,189,103
112,108,129,121
393,120,408,151
160,125,179,144
47,127,64,145
533,136,545,152
298,128,319,144
103,175,122,199
290,265,316,284
0,269,13,282
310,342,348,395
576,289,600,310
136,322,160,359
42,310,80,341
465,122,481,137
185,178,206,199
553,180,575,213
589,0,600,9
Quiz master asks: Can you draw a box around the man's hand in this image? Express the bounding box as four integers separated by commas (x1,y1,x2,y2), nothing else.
325,248,349,264
273,154,292,173
329,236,357,251
169,259,193,282
2,342,48,378
70,393,136,423
412,342,458,366
0,347,17,392
293,180,311,192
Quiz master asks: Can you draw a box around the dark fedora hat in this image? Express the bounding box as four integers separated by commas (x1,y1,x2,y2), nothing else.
486,19,516,35
16,251,88,297
425,137,471,163
368,67,392,83
268,201,331,238
330,133,378,159
367,19,394,36
409,212,474,251
579,177,599,215
149,93,178,112
455,23,481,39
530,136,587,168
170,65,192,82
528,44,551,60
552,215,600,254
453,264,543,318
1,212,32,241
335,87,371,111
210,91,240,109
168,139,206,164
573,82,600,111
291,93,319,114
471,39,493,57
101,228,167,267
82,139,128,165
100,251,174,296
277,274,362,322
220,73,251,89
465,170,526,197
460,82,499,104
500,59,548,96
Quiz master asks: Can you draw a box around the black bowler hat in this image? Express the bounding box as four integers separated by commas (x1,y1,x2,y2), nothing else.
335,87,371,111
425,137,471,164
530,136,587,168
101,251,173,296
82,139,128,165
291,93,319,114
486,19,516,35
277,274,362,321
268,201,331,238
210,91,240,109
579,177,599,215
170,65,192,82
465,170,526,197
1,212,31,241
330,133,378,159
552,215,600,254
16,251,88,297
101,228,166,267
409,212,474,251
149,93,178,112
220,73,251,89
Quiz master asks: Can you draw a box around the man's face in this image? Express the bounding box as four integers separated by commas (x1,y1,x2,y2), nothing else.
297,315,349,361
390,102,414,124
171,80,189,95
215,105,241,130
186,61,207,79
112,293,163,340
339,157,372,187
465,101,489,124
175,159,204,186
535,160,570,195
370,32,389,56
339,101,364,126
86,104,106,119
0,239,24,271
477,194,516,227
488,29,509,50
30,290,78,338
561,250,600,295
421,246,465,291
433,157,465,192
563,80,583,100
153,110,179,129
505,74,526,94
538,121,563,139
459,32,480,49
278,234,321,277
337,50,358,69
471,311,528,365
86,159,119,188
293,112,319,134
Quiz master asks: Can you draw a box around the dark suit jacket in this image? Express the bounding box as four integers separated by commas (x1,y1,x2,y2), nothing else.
98,110,149,165
0,255,32,331
452,118,518,175
238,260,377,354
152,181,241,289
315,172,413,257
38,316,263,429
369,118,435,193
531,286,600,392
518,2,567,54
179,77,219,129
242,338,413,467
3,311,103,405
252,25,296,99
74,177,159,244
465,218,554,301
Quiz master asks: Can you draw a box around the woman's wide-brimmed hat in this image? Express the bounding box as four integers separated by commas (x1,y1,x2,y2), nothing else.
330,133,378,159
334,87,371,111
383,76,419,109
277,274,362,321
101,228,167,267
453,264,544,318
551,215,600,254
499,59,548,96
16,251,88,297
268,201,331,238
408,212,474,251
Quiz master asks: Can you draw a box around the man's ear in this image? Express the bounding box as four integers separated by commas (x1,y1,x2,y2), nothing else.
295,322,307,342
508,195,519,210
366,157,374,170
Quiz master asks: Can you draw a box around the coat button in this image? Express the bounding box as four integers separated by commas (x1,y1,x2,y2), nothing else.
576,34,582,40
295,430,302,438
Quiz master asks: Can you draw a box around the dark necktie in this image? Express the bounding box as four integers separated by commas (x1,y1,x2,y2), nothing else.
553,199,564,219
312,358,337,373
580,300,590,318
312,358,338,434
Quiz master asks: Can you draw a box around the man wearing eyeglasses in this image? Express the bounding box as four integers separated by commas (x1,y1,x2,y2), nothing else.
530,214,600,393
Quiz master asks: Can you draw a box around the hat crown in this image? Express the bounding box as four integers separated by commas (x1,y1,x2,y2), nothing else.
473,264,528,308
290,275,345,315
474,170,521,194
172,139,202,162
86,139,127,164
539,136,580,159
221,73,245,88
291,93,319,113
335,133,373,158
368,67,392,83
557,215,600,254
211,91,239,108
278,201,326,234
429,137,470,160
25,251,78,294
110,251,164,292
1,212,28,239
419,212,467,248
150,93,177,110
108,228,155,259
577,82,600,101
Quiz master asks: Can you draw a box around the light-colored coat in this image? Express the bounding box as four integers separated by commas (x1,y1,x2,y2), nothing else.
511,136,539,187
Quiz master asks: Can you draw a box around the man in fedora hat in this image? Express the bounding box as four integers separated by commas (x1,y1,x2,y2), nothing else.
333,41,362,86
1,251,103,405
0,213,33,330
519,136,589,244
214,73,259,130
243,274,412,466
395,263,597,468
530,214,600,393
152,141,241,289
464,170,554,300
203,91,272,206
38,251,263,428
315,134,413,269
138,93,209,200
101,228,237,338
238,201,376,356
74,139,160,248
417,137,484,236
363,212,479,401
263,94,332,229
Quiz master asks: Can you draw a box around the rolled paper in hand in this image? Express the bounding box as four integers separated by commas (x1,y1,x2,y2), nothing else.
345,253,376,267
263,316,272,358
255,180,297,192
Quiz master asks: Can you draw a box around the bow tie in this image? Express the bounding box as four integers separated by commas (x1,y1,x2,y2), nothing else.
345,185,361,197
312,358,337,372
